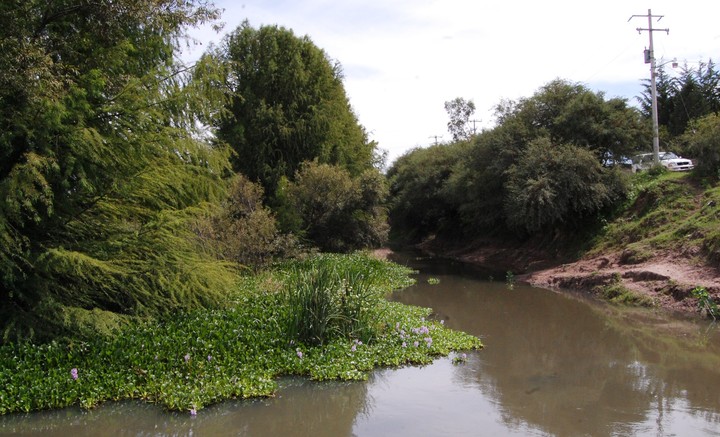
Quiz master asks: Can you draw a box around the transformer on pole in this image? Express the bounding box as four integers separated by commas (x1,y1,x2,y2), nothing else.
629,9,669,166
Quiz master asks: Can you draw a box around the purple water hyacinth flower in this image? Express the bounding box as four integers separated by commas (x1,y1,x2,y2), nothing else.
190,408,197,416
207,355,212,362
402,342,407,348
70,368,78,380
425,337,432,347
351,344,357,352
296,349,303,359
184,353,190,363
440,320,445,325
413,341,419,347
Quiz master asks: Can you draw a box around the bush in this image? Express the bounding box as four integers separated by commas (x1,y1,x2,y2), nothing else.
681,113,720,178
386,142,468,241
504,138,628,233
285,161,388,252
195,174,296,268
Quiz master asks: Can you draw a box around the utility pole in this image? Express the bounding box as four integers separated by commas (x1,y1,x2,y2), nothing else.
629,9,669,165
469,119,482,136
429,135,442,145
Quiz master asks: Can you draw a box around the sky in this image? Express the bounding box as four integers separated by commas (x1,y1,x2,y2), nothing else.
184,0,720,165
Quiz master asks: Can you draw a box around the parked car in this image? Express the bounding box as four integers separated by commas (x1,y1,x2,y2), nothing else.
631,152,694,173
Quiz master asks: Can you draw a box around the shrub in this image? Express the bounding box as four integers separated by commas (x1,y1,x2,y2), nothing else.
195,174,297,268
681,113,720,179
504,138,627,233
285,161,388,252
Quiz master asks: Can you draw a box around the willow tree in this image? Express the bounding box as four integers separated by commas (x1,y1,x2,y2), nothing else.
0,0,236,341
215,22,377,196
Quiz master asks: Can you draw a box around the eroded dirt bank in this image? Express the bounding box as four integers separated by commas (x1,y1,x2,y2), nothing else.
383,239,720,318
521,250,720,315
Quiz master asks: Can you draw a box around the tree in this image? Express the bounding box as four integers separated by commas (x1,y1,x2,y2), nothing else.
216,22,376,196
639,59,720,142
442,80,643,235
503,80,648,160
194,174,297,268
680,113,720,178
444,97,476,141
0,0,236,341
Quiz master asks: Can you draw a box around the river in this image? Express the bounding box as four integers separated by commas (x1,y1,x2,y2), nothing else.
2,253,719,436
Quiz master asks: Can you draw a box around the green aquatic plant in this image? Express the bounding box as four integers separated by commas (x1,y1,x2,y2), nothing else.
505,270,516,289
0,253,481,415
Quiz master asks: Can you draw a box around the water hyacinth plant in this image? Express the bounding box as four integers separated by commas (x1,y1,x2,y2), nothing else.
0,252,481,415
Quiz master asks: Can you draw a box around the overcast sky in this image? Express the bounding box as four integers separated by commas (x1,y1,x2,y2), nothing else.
185,0,720,165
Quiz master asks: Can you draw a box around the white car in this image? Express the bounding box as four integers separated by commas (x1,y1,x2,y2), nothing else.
631,152,694,173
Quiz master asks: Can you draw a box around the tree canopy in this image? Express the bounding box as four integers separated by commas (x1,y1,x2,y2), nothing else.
639,59,720,145
215,22,377,196
0,0,237,340
388,79,643,242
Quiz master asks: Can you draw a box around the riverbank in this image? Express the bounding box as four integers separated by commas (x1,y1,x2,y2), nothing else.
520,249,720,315
401,172,720,319
405,237,720,319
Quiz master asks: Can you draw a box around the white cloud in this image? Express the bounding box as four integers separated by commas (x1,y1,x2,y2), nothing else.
187,0,720,164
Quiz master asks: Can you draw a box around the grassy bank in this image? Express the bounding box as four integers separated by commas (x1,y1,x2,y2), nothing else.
590,170,720,262
0,253,482,415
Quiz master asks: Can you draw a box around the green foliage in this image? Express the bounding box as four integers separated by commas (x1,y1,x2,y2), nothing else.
389,80,644,242
216,21,376,195
387,142,469,241
504,138,627,233
285,161,389,252
0,253,480,414
499,79,649,161
640,60,720,140
282,255,386,345
0,0,238,341
680,113,720,178
194,174,297,268
691,286,719,320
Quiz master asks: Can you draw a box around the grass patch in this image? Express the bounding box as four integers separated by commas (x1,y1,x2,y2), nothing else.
0,253,481,415
593,274,655,307
596,283,655,307
590,172,720,263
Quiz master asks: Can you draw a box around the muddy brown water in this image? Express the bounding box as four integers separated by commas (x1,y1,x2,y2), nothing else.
2,253,720,436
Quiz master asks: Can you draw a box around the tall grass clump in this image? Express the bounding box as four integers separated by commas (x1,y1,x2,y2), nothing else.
282,253,412,346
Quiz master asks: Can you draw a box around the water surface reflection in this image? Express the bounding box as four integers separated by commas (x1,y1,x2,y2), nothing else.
385,253,720,436
2,254,719,436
